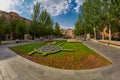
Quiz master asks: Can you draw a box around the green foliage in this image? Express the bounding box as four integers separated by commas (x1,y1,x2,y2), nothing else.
0,14,6,45
11,42,45,54
3,23,11,34
6,18,28,39
30,2,41,38
31,1,41,24
54,22,61,37
74,13,94,36
38,10,53,36
75,0,120,38
0,14,6,36
15,20,27,40
10,19,20,33
31,2,54,38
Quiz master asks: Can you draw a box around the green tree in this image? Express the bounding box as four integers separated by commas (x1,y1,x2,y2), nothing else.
74,13,85,36
15,20,27,40
31,1,41,39
3,23,11,40
39,10,53,37
54,22,61,37
0,14,6,45
82,0,102,39
9,19,20,39
31,2,54,38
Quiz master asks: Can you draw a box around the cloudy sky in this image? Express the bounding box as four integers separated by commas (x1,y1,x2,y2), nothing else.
0,0,84,29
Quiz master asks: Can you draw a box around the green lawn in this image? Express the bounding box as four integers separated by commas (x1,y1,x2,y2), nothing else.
10,42,46,55
10,40,112,70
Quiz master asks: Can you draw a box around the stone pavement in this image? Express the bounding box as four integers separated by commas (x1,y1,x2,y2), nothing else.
99,40,120,47
0,41,120,80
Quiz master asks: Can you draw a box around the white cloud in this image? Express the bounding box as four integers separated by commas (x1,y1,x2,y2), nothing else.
0,0,24,14
33,0,71,16
74,0,84,12
0,0,14,12
60,25,74,29
0,0,72,16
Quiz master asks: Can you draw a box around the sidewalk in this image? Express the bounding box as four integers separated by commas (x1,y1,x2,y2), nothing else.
99,40,120,46
91,39,120,47
1,40,34,45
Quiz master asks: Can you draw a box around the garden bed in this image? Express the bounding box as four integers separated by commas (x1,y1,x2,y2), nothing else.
10,40,112,70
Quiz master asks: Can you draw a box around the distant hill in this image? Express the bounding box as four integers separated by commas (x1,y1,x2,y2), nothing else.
0,10,31,25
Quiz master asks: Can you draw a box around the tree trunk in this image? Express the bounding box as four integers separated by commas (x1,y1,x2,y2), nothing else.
10,32,13,40
109,25,111,44
6,34,9,40
34,35,36,40
84,31,87,41
0,36,1,45
94,27,96,40
102,32,104,40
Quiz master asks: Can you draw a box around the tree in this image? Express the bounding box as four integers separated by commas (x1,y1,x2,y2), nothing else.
3,23,11,40
31,2,54,39
15,20,27,40
82,0,102,39
54,22,61,37
110,0,120,37
0,14,6,45
31,1,41,39
75,0,120,41
39,10,53,37
9,19,20,39
74,13,85,36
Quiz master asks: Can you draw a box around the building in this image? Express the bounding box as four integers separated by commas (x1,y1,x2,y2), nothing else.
60,28,74,38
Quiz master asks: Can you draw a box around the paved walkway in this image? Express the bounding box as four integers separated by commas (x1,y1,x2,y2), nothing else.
99,40,120,46
0,41,120,80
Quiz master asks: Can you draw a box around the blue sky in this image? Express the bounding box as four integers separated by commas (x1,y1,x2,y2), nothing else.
0,0,84,29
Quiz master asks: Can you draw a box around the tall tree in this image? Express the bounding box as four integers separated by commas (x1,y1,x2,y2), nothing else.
74,13,85,36
31,1,41,39
3,23,11,40
75,0,120,41
31,2,53,38
38,10,53,37
15,20,27,40
82,0,102,39
0,14,6,45
9,19,19,39
54,22,61,37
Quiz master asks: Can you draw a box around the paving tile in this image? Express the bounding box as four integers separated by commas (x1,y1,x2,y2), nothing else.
0,71,3,80
87,72,103,80
27,65,45,75
92,77,106,80
110,71,120,80
101,68,118,77
0,70,2,75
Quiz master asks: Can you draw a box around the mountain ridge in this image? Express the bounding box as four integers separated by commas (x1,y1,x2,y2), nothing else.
0,10,31,25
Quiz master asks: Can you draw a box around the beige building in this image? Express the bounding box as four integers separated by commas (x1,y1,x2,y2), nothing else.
60,28,74,38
